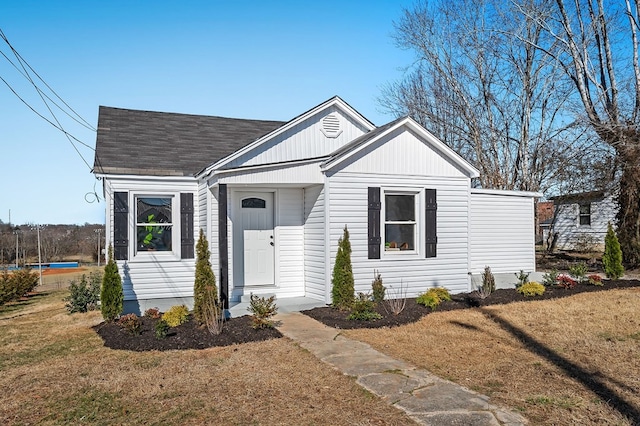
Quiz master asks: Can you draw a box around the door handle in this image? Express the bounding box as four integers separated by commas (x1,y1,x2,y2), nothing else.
270,242,274,246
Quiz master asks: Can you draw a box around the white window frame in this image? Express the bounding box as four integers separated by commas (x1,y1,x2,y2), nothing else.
578,202,591,227
131,193,180,261
382,188,421,257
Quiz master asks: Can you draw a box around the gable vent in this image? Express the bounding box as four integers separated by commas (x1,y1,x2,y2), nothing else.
321,114,342,138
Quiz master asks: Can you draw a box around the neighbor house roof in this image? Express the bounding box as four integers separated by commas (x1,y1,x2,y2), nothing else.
93,106,285,176
550,190,606,204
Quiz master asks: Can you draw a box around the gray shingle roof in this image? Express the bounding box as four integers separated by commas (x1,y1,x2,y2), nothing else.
93,106,285,176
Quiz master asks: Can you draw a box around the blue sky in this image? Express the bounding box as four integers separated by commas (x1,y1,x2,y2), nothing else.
0,0,414,225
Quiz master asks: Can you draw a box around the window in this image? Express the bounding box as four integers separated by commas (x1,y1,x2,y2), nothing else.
384,193,417,251
136,196,173,252
579,203,591,226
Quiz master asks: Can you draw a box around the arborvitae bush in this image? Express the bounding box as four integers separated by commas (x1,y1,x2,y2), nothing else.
101,244,124,322
371,270,385,303
65,272,102,313
603,222,624,279
162,304,189,327
478,266,495,299
193,229,218,325
331,225,355,310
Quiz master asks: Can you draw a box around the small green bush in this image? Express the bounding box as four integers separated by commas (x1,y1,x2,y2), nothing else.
248,294,278,329
603,222,624,279
162,304,190,327
348,292,382,321
193,229,218,325
515,270,530,287
416,287,451,310
0,268,39,306
517,281,545,297
542,269,559,287
371,270,385,303
118,313,142,335
569,262,588,283
64,272,102,313
478,266,495,298
143,307,161,319
155,319,170,339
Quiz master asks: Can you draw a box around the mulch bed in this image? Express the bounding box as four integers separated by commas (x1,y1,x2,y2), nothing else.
94,279,640,351
94,315,281,352
303,279,640,330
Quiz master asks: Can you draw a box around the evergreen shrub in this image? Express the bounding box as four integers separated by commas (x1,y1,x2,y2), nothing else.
101,245,123,322
331,226,355,310
603,222,624,279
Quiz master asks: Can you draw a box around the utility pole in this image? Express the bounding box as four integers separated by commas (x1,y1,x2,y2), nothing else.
37,225,43,286
14,229,18,268
95,228,102,267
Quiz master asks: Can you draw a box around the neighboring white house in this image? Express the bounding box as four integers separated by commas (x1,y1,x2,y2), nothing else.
93,96,541,314
548,191,617,251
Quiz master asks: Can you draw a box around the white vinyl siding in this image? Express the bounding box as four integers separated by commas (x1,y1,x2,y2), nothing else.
553,194,617,250
326,172,471,297
225,107,369,168
469,190,536,274
303,185,326,301
105,177,198,302
275,188,305,297
217,161,323,186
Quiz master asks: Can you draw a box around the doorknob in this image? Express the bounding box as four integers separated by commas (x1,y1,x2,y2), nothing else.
270,242,274,246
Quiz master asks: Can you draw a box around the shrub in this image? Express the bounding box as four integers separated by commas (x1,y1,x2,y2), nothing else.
515,270,530,288
0,270,13,305
603,222,624,279
371,270,385,303
556,274,577,289
331,226,355,310
118,313,142,335
416,287,451,310
155,319,170,339
64,272,102,313
202,284,224,335
588,274,604,286
248,294,278,329
143,307,161,319
384,280,407,315
162,304,189,327
348,292,382,321
542,269,559,287
101,245,123,322
569,262,588,283
193,229,218,325
517,281,545,297
11,268,39,297
478,266,495,299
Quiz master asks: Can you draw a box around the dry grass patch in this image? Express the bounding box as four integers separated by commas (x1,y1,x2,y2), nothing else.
344,288,640,425
1,290,413,425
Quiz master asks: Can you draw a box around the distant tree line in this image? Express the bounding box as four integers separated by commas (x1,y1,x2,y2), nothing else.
0,220,104,266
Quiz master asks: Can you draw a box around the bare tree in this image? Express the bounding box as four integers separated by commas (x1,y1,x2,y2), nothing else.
514,0,640,266
380,0,611,193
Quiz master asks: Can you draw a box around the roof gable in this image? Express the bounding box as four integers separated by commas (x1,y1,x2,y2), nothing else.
199,96,376,176
93,107,284,176
321,117,480,178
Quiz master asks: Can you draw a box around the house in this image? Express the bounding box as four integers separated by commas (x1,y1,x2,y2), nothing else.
547,191,616,251
93,96,541,314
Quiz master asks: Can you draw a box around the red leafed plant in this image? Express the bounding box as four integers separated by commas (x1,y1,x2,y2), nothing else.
588,274,604,286
557,274,577,289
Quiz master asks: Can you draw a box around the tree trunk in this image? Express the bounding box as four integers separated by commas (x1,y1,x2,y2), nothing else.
615,138,640,267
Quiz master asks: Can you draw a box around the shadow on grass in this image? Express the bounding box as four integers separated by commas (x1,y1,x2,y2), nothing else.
0,292,53,320
482,310,640,425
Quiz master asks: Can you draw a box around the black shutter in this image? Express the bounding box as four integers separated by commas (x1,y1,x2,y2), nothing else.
113,192,128,260
180,193,194,259
368,187,381,259
425,188,437,258
218,184,229,309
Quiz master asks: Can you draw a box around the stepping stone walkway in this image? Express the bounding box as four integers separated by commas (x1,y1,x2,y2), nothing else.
276,312,527,426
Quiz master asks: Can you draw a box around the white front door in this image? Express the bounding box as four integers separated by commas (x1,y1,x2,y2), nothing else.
238,192,274,286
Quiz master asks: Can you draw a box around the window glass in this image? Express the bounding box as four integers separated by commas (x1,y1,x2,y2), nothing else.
385,194,416,251
242,198,266,208
579,203,591,226
136,197,173,252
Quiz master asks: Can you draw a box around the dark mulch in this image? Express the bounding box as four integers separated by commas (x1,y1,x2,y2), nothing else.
94,315,282,352
303,279,640,330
